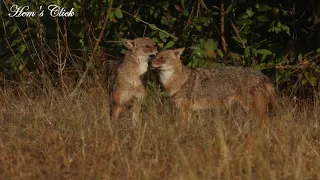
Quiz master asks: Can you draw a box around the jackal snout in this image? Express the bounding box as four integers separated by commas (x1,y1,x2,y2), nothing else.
151,48,185,70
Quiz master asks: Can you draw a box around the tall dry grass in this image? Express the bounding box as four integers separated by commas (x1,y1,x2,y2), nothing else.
0,86,319,180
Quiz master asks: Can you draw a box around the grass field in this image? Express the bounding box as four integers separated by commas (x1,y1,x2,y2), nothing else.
0,86,319,180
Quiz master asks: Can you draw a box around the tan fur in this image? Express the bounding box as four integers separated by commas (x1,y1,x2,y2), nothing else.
110,37,157,125
151,48,279,127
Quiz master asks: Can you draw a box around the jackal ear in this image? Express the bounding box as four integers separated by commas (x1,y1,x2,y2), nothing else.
173,47,185,58
121,39,135,50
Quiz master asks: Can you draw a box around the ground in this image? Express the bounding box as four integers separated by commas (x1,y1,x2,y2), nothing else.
0,86,319,179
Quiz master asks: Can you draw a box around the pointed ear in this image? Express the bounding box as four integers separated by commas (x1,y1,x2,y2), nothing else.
121,39,135,50
173,47,185,58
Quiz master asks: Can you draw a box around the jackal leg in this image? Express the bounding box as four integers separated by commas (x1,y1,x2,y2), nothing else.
180,100,191,128
111,90,134,122
131,87,146,126
132,98,142,126
238,97,250,114
251,90,268,125
111,92,122,122
112,104,121,121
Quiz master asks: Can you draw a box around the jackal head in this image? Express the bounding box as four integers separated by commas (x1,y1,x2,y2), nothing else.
151,48,185,70
122,37,158,62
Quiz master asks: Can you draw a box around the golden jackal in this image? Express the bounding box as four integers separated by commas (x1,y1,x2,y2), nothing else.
151,48,278,126
110,37,157,124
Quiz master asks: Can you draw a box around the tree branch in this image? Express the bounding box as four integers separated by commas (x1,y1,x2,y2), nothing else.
220,1,228,61
231,22,247,48
69,0,114,98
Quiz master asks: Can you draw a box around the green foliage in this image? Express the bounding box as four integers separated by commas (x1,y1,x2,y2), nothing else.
268,21,290,35
188,39,224,68
0,0,319,98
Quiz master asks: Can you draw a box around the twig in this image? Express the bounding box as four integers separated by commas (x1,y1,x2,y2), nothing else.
199,0,208,10
220,1,228,61
231,21,247,48
187,0,197,25
69,0,114,98
273,64,319,70
63,17,69,92
55,17,66,97
37,15,46,94
121,10,178,40
198,0,208,10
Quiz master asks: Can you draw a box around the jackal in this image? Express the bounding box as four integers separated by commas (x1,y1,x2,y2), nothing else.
151,48,278,126
110,37,157,124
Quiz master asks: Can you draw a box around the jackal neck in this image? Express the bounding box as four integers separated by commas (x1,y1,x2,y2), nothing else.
160,63,189,96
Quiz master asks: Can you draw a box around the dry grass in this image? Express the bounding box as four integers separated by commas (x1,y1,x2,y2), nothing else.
0,86,319,180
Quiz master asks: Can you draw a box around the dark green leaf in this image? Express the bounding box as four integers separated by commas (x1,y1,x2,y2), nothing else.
10,23,18,35
298,53,303,61
217,49,224,58
302,79,308,86
159,32,166,42
162,1,169,10
114,8,123,19
212,12,219,15
199,39,205,49
154,9,160,18
165,41,175,49
226,5,233,14
109,11,115,21
150,6,155,15
252,48,258,57
257,15,269,22
195,25,202,31
237,19,254,26
257,49,272,55
135,14,141,22
238,13,248,20
169,18,176,25
309,76,317,87
161,16,168,25
19,44,26,54
181,0,185,8
244,48,251,58
149,24,158,30
258,4,271,12
246,8,254,17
